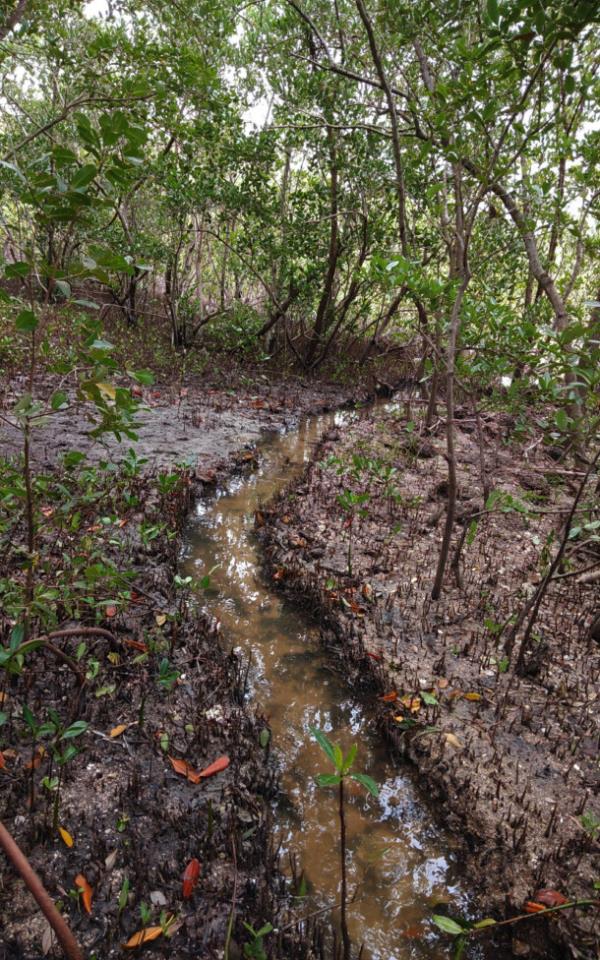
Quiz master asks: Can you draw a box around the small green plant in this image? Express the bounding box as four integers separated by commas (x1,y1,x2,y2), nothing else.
242,921,273,959
580,810,600,842
310,727,378,960
337,489,369,576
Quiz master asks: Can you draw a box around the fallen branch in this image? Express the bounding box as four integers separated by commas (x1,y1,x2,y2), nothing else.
0,819,83,960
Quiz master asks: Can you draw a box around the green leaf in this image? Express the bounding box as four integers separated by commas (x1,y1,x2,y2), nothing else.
16,310,38,332
473,918,496,929
349,772,379,797
259,728,270,748
421,690,438,706
316,773,341,788
342,743,357,773
310,726,337,766
486,0,499,22
564,74,575,95
71,164,97,190
54,279,71,298
5,261,29,278
50,390,69,410
432,915,465,936
62,720,88,739
129,369,154,385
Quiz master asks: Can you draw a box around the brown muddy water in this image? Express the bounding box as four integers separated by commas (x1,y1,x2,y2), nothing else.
182,409,483,960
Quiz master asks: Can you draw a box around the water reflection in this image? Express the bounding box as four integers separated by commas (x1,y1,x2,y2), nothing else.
182,410,480,959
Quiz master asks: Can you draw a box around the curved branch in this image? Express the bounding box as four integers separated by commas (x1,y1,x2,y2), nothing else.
0,820,83,960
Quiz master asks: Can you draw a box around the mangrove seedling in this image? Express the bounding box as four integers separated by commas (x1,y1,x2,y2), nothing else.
310,726,378,960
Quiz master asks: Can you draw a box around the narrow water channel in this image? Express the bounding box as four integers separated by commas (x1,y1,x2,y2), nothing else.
182,410,478,960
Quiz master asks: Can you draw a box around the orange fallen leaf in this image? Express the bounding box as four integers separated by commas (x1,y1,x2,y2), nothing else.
272,568,285,580
524,901,546,914
75,874,93,914
464,692,482,702
109,724,128,738
380,691,398,702
182,858,201,899
400,695,421,713
118,518,128,528
25,746,45,769
105,605,117,618
124,639,148,653
123,926,164,948
534,889,568,908
58,827,74,848
190,755,230,782
168,756,197,780
0,752,5,770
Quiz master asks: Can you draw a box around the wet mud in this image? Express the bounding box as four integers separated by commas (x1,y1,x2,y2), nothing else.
257,400,600,960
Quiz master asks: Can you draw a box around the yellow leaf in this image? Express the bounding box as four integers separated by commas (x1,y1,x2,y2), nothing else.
444,733,462,750
155,613,167,627
464,692,482,702
109,724,127,738
123,926,164,948
58,827,74,848
108,652,120,666
97,382,117,400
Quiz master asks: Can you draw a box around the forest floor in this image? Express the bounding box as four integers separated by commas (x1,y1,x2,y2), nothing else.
0,364,363,959
257,396,600,960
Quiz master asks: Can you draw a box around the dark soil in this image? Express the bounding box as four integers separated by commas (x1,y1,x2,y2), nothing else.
257,397,600,960
0,374,361,960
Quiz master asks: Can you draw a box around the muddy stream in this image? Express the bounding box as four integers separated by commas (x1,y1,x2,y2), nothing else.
182,410,479,960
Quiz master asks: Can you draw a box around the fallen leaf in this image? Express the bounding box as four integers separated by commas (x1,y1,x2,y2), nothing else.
400,695,421,714
123,926,164,948
534,890,568,908
272,568,285,581
168,756,196,780
380,691,398,702
190,755,230,782
41,506,54,518
464,692,482,702
124,639,148,653
524,901,546,914
155,613,167,627
105,605,117,618
0,691,6,702
25,746,45,769
437,678,449,689
182,858,201,899
118,518,128,528
444,733,462,750
58,827,74,848
0,752,5,770
109,724,128,738
41,922,55,955
75,874,93,914
366,651,382,661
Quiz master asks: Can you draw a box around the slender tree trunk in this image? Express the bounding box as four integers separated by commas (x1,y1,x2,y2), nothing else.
306,124,339,366
338,778,350,960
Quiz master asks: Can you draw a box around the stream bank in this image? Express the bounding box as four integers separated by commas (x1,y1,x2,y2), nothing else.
0,378,360,959
257,400,600,960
